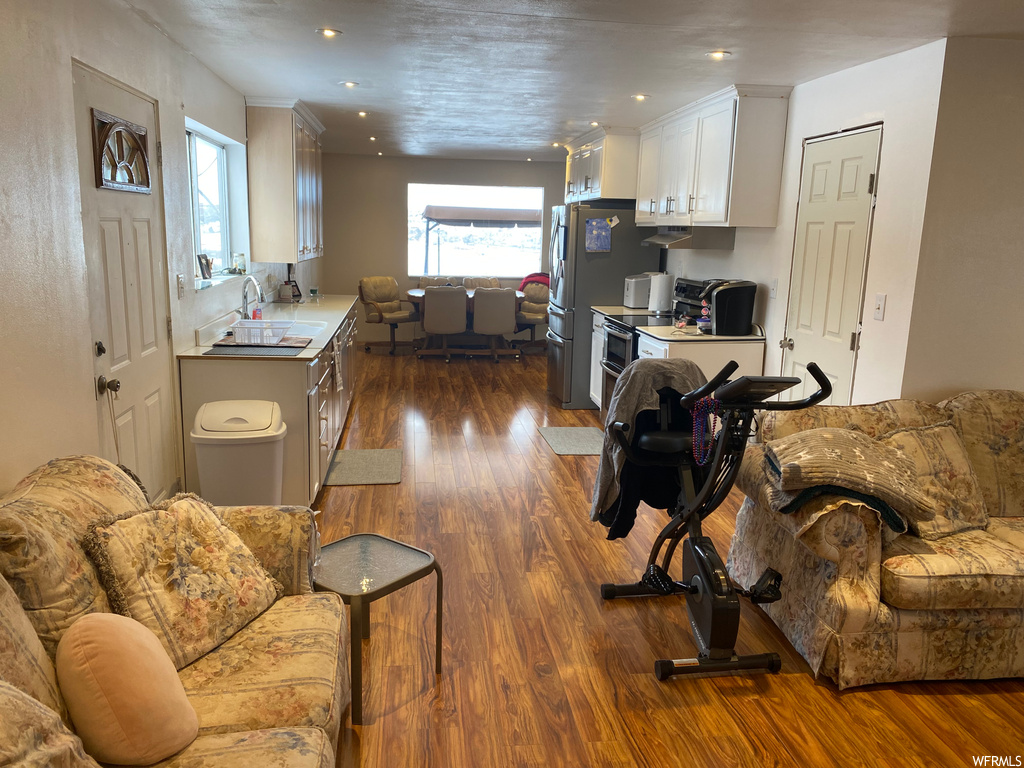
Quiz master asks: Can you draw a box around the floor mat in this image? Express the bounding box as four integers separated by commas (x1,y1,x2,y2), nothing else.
324,449,403,485
538,427,604,456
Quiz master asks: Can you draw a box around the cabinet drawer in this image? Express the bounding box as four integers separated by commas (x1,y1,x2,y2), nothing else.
637,335,669,359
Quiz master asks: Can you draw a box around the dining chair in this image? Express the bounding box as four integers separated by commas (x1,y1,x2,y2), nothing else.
515,279,549,349
418,286,468,363
462,276,501,289
468,288,519,362
358,276,420,354
417,276,458,288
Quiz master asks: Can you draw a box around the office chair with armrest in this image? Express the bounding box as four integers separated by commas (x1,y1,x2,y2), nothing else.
358,276,420,355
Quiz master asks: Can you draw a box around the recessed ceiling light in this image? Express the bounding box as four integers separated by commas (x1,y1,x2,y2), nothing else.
369,136,376,141
527,158,532,162
590,121,599,127
632,94,649,102
705,50,732,60
340,81,359,88
358,111,367,117
552,142,560,147
316,28,342,38
377,152,383,156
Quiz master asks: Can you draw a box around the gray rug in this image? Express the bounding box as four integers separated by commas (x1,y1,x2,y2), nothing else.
538,427,604,456
324,449,403,485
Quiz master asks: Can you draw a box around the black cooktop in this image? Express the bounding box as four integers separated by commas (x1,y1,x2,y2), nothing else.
603,313,677,328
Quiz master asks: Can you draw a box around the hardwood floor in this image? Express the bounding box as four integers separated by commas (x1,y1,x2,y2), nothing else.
318,350,1024,767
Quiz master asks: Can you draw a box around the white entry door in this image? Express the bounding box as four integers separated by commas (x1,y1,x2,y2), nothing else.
72,62,177,501
781,128,881,405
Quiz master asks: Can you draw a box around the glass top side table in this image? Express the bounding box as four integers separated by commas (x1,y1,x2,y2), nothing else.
315,533,443,725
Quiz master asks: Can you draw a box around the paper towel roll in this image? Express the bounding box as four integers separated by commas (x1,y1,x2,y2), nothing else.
648,273,674,314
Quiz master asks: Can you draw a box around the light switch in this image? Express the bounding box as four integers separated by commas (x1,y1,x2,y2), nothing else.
770,278,779,299
176,274,186,299
873,293,886,321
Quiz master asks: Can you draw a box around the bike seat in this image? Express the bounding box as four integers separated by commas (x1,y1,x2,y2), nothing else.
637,430,693,455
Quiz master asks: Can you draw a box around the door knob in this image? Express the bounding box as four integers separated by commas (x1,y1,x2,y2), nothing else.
97,376,121,395
779,338,794,351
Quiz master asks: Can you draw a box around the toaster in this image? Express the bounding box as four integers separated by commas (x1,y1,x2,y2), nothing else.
623,274,653,308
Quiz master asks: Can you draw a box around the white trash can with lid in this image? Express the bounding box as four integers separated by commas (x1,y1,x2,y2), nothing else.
190,400,287,505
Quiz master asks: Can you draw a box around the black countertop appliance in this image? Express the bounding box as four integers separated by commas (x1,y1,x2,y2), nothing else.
675,278,757,336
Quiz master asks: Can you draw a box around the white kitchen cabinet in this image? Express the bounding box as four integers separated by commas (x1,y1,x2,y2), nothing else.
564,129,639,202
636,333,765,381
246,101,325,263
635,85,790,228
656,117,697,226
590,311,606,407
635,129,662,225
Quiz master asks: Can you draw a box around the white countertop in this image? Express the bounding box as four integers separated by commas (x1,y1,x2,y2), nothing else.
636,325,765,342
177,295,359,360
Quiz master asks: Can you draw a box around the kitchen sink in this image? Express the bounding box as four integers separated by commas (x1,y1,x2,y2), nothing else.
288,321,328,338
203,347,305,357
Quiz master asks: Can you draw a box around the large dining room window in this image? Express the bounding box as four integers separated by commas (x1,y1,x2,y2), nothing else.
408,183,544,278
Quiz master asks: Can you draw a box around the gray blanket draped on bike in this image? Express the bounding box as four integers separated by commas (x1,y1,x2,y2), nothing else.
590,358,707,539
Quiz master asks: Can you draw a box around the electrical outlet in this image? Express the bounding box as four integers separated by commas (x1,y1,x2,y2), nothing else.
873,293,887,321
770,278,779,299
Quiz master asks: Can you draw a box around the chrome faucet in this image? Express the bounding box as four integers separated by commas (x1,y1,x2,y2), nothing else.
240,275,265,320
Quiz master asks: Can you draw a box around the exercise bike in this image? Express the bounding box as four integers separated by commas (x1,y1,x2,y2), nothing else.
600,360,832,681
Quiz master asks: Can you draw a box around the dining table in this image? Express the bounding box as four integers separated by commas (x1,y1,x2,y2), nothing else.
405,287,526,311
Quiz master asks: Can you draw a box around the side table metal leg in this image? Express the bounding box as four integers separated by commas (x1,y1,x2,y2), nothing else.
350,595,363,725
362,602,370,640
434,562,443,675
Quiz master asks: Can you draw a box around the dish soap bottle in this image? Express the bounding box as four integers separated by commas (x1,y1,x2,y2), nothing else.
252,304,262,320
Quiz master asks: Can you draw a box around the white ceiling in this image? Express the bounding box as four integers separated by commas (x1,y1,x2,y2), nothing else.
125,0,1024,161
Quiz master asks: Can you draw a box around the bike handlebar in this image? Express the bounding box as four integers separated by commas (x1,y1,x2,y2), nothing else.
679,360,739,409
679,361,833,412
757,362,832,411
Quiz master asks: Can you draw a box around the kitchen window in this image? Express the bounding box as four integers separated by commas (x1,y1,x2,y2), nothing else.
407,183,543,277
187,129,231,275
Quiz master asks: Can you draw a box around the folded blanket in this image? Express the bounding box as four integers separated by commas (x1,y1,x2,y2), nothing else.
763,427,935,530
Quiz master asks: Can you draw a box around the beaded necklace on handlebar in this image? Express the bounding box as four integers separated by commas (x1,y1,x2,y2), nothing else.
600,360,832,681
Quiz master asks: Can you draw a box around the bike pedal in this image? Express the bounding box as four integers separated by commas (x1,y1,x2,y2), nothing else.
641,564,678,595
749,568,783,604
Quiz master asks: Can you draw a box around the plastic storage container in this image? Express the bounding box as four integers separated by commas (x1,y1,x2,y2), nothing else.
230,319,294,345
190,400,287,505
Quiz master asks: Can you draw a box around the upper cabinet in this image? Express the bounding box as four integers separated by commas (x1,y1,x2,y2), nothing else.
635,85,791,228
246,101,325,263
564,130,639,202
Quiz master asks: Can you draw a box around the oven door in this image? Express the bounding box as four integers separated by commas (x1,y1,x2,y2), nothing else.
602,322,635,372
600,360,622,420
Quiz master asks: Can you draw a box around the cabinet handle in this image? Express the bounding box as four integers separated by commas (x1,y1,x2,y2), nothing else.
666,196,674,214
584,175,591,191
649,199,656,214
688,194,695,214
640,348,653,357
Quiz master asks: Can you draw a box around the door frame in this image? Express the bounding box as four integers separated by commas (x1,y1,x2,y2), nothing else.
72,58,180,493
780,122,884,403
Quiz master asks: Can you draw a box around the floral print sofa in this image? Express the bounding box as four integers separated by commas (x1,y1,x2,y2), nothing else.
728,390,1024,689
0,455,349,767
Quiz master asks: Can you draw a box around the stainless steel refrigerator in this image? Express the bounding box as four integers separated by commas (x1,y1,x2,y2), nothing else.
546,203,659,409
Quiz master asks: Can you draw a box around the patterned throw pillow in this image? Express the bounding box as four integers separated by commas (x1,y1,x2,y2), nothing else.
83,495,282,669
0,680,100,768
879,422,989,540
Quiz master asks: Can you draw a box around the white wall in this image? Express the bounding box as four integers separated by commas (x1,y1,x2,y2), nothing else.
321,153,564,344
0,0,294,492
901,37,1024,400
667,40,946,403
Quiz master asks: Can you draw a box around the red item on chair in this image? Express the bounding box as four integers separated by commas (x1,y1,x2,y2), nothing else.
519,272,549,291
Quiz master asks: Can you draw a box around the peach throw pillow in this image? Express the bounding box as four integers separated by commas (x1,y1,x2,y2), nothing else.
56,613,198,766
